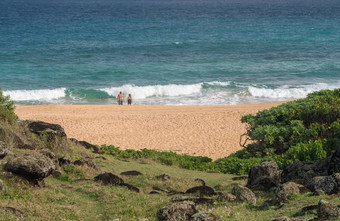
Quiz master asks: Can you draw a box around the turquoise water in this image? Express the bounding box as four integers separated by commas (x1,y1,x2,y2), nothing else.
1,0,340,105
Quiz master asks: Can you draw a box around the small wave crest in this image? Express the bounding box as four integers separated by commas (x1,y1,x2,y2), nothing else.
100,81,231,99
3,88,66,101
4,81,338,105
100,83,202,99
248,83,339,99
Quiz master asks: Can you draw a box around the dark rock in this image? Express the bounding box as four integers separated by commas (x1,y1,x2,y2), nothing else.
152,186,169,193
275,182,307,203
39,149,59,168
314,173,340,194
275,203,285,210
94,172,124,186
149,190,161,194
170,196,213,204
156,174,170,181
58,157,71,167
272,217,294,221
52,170,62,177
0,141,9,159
157,201,197,221
231,185,256,205
4,153,55,184
0,207,25,218
95,156,107,160
75,178,93,182
220,193,236,202
186,186,216,196
73,158,99,170
297,185,311,194
281,158,331,184
246,161,280,191
317,200,340,220
305,176,324,192
194,178,206,186
249,176,279,191
312,189,325,196
328,148,340,175
231,176,248,181
119,183,140,193
190,213,217,221
2,171,33,186
195,198,214,204
281,161,308,184
167,190,185,196
73,160,84,166
24,120,67,138
120,170,143,176
171,196,200,202
69,138,103,154
296,205,318,216
39,149,56,160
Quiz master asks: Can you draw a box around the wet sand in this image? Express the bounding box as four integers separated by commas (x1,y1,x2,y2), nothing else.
15,103,284,160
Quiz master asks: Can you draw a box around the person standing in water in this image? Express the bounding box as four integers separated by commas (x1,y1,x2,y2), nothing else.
117,92,124,105
127,94,132,105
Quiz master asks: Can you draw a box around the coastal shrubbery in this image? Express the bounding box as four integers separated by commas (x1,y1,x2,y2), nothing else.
101,145,216,171
0,89,17,124
101,145,277,175
241,89,340,165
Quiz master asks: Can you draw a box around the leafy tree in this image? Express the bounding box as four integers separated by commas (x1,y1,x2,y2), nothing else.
0,89,18,124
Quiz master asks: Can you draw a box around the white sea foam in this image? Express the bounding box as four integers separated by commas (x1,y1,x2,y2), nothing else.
248,83,339,99
205,81,231,86
100,81,231,99
100,83,203,99
3,88,66,101
5,81,339,106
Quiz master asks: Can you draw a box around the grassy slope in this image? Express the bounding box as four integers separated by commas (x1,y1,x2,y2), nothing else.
0,143,339,221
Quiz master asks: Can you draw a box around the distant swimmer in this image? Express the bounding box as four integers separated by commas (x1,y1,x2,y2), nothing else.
117,91,124,105
127,94,132,105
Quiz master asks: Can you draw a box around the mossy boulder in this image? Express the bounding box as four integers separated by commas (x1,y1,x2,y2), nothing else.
4,153,56,184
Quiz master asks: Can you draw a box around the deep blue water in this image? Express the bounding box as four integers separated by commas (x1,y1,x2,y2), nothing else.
1,0,340,105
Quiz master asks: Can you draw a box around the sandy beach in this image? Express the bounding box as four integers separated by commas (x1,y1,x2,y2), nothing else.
15,103,283,160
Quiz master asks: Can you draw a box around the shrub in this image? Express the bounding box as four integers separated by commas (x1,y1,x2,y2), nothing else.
284,139,327,163
0,89,17,124
214,156,272,175
241,89,340,158
102,145,215,171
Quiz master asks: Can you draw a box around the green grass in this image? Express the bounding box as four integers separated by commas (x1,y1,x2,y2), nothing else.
1,144,339,220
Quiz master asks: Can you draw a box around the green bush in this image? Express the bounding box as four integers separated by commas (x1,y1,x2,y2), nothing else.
0,89,17,124
284,139,327,162
101,145,216,172
241,89,340,159
102,144,267,175
214,156,274,175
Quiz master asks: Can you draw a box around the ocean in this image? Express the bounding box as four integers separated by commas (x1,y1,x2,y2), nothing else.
1,0,340,105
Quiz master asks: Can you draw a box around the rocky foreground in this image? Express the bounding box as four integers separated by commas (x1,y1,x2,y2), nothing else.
0,120,339,220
